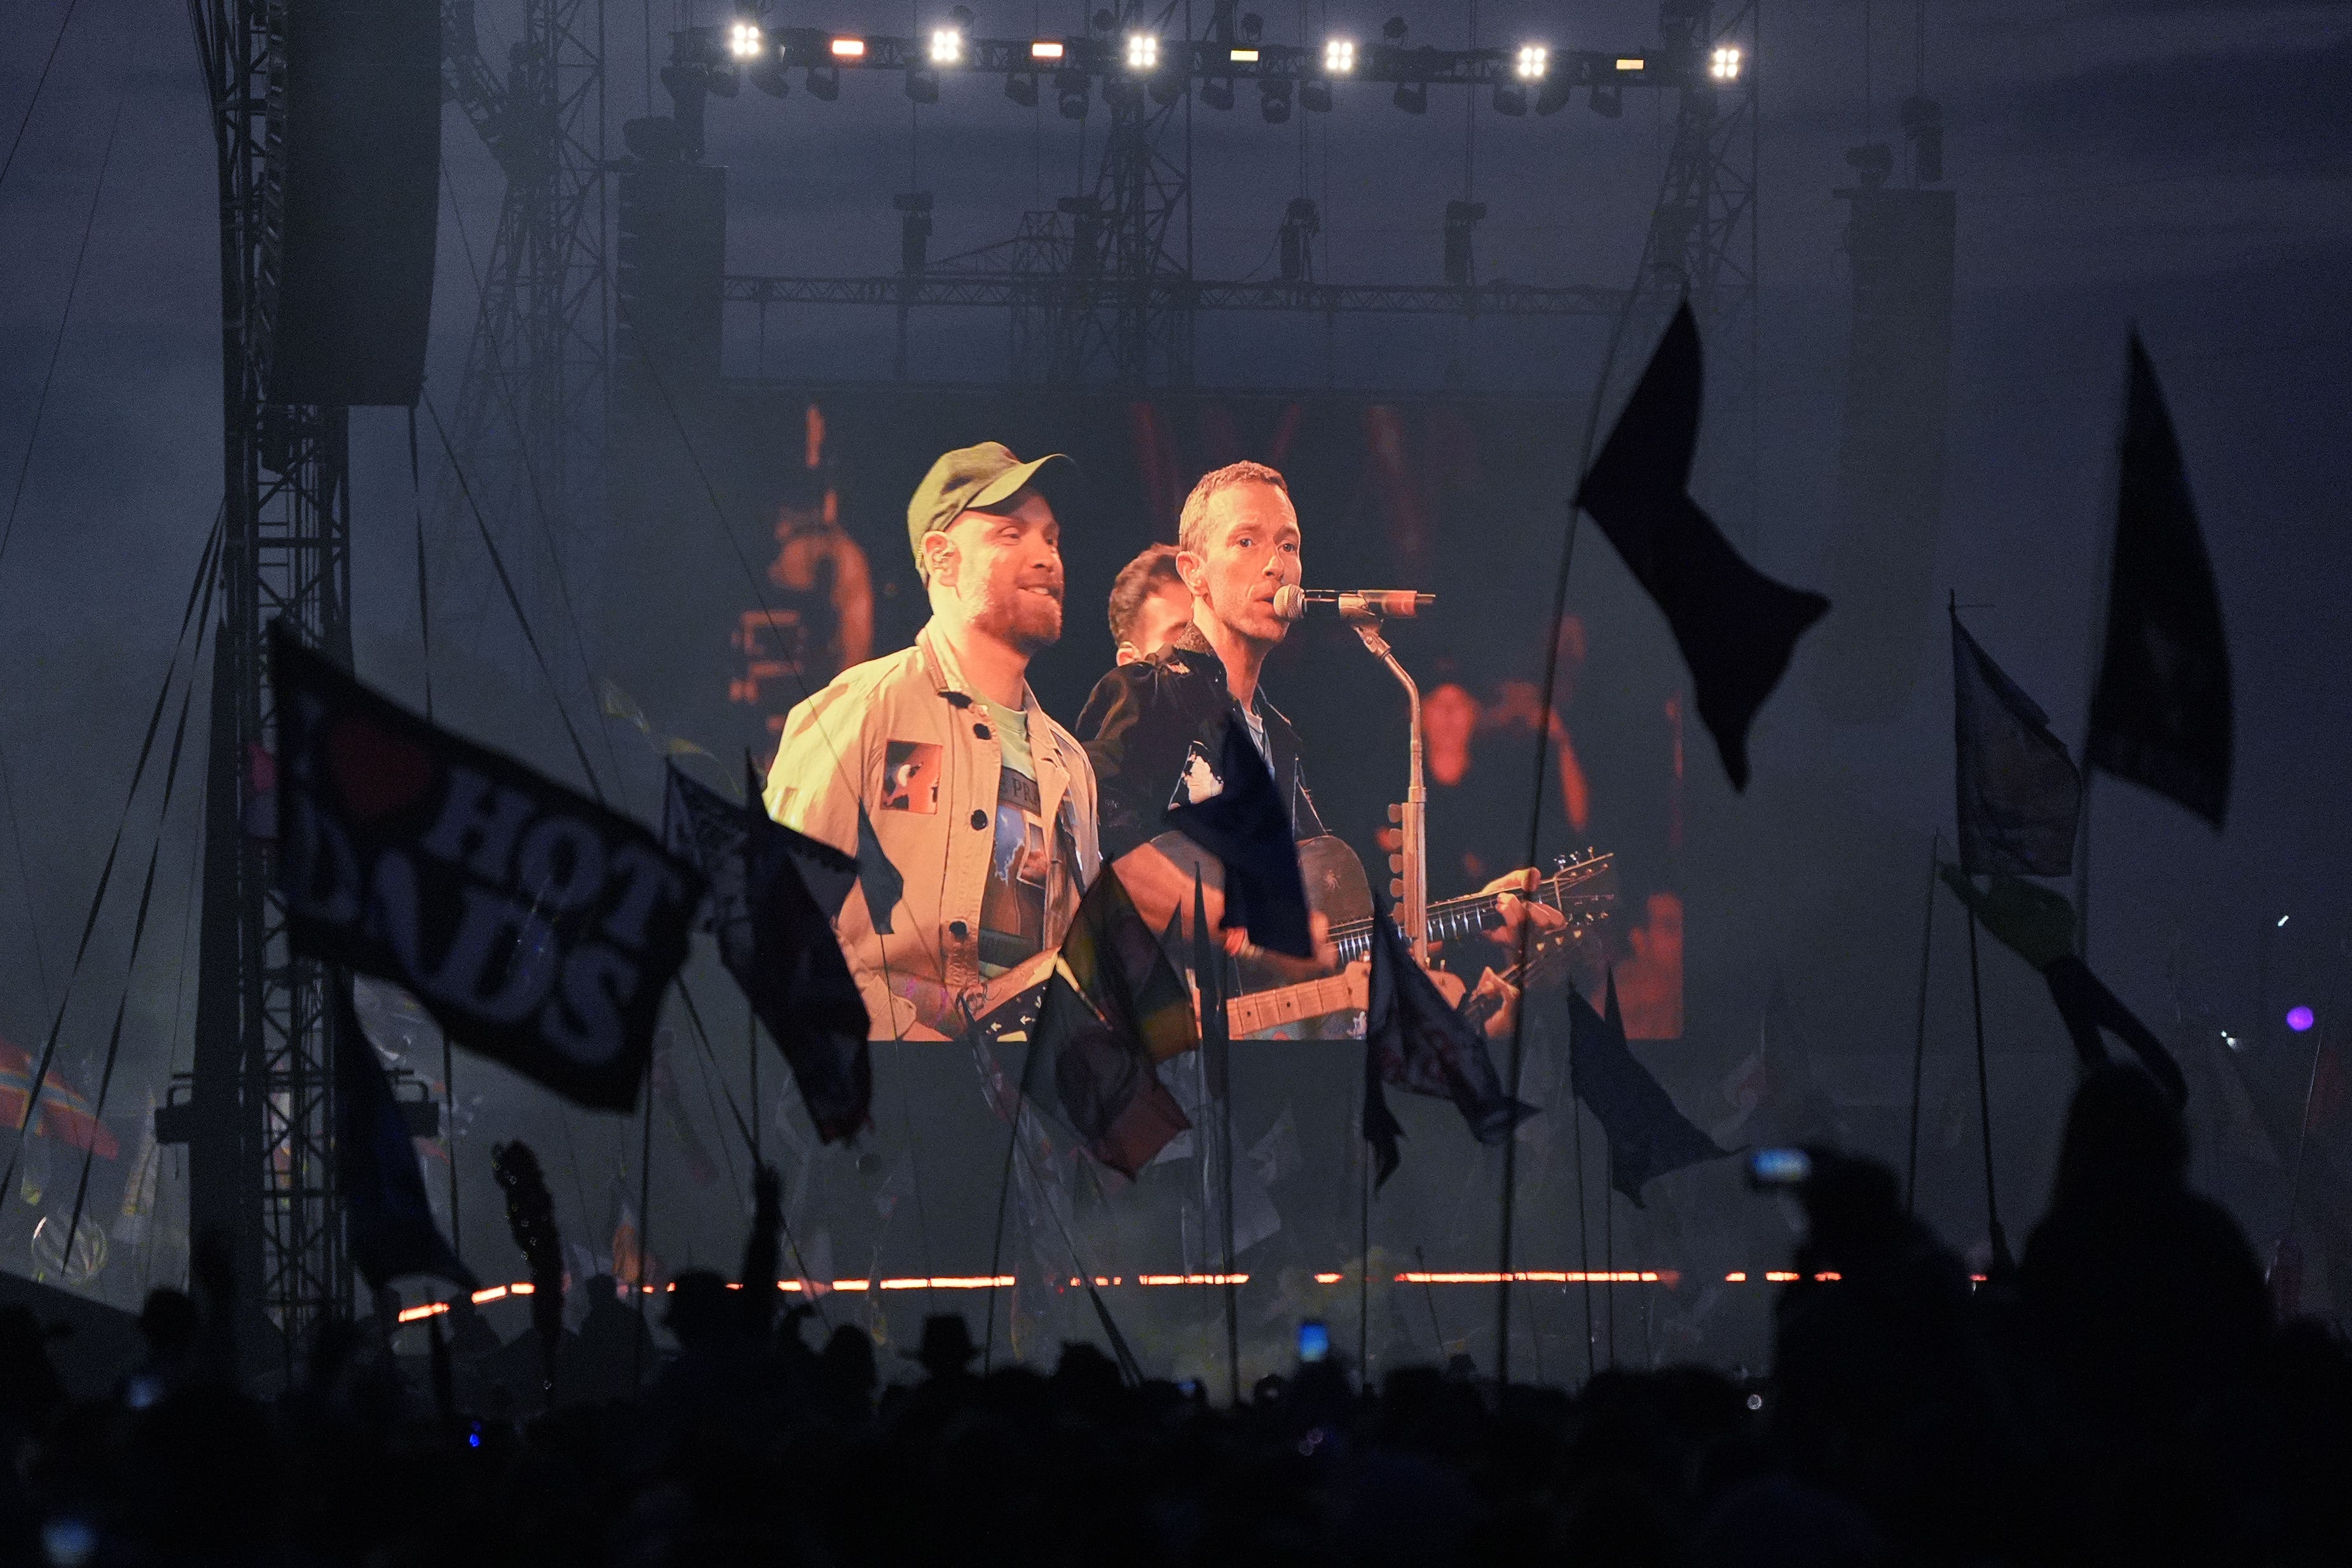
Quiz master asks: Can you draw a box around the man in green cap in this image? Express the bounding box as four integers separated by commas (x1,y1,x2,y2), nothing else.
763,442,1098,1039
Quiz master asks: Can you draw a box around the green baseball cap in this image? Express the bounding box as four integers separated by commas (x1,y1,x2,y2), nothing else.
906,442,1076,577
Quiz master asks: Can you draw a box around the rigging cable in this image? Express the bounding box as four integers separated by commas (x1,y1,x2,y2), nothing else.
0,0,85,193
0,93,123,576
0,508,221,1224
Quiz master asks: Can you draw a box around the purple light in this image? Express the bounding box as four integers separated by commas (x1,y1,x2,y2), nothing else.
2287,1006,2316,1033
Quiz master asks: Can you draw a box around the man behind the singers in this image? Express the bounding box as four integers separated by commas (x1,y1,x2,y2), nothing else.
764,442,1100,1039
1077,460,1552,1019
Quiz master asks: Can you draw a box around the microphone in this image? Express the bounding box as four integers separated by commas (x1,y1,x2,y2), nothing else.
1271,586,1435,624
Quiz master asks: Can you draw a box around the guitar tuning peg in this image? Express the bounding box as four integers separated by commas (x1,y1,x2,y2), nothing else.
1553,854,1568,871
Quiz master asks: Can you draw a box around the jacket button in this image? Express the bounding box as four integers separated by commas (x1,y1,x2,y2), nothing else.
971,808,990,831
974,723,991,740
948,920,969,940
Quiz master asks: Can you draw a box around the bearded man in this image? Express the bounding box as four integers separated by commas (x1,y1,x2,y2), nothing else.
764,442,1098,1039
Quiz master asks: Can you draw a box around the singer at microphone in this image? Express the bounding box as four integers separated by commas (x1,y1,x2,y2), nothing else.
1272,586,1436,622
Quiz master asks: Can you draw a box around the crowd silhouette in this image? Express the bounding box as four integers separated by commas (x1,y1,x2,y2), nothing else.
1,1063,2344,1567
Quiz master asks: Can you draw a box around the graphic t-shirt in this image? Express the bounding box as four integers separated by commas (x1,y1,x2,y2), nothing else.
976,698,1050,976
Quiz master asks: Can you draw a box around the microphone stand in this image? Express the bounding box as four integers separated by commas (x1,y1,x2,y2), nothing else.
1350,612,1429,964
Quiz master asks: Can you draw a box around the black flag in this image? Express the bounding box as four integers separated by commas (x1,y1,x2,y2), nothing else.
1952,606,2081,876
665,764,872,1143
336,976,474,1293
1937,866,2188,1107
1568,971,1727,1206
2087,332,2232,826
1362,887,1530,1188
1024,866,1193,1177
1574,304,1831,789
1163,719,1315,958
273,625,702,1111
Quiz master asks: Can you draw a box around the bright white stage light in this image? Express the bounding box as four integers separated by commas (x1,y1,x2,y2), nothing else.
1126,33,1159,71
1711,45,1742,81
726,20,763,60
1515,44,1548,81
1323,37,1355,74
830,36,865,59
1031,39,1064,60
929,28,963,65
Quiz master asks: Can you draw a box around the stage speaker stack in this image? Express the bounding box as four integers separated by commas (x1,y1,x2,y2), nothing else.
268,0,442,407
1809,179,1958,725
617,122,727,395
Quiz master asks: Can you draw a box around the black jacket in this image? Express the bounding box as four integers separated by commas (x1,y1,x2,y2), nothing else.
1076,626,1325,865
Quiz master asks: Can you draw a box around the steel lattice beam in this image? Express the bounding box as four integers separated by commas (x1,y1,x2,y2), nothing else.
186,0,354,1366
723,273,1627,317
436,0,610,646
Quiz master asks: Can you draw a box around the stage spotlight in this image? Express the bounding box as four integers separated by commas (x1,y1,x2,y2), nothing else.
1004,71,1039,106
1031,40,1065,61
1382,17,1408,44
709,62,742,98
751,55,790,97
1710,45,1742,81
726,20,763,61
1240,11,1264,44
1615,56,1644,73
830,37,865,59
1589,82,1622,117
1323,37,1355,74
1229,47,1259,64
1301,77,1332,111
906,66,940,104
1055,67,1090,118
1393,77,1427,114
2288,1006,2316,1033
1515,44,1548,80
806,63,840,100
1492,80,1527,116
1535,74,1571,114
1261,78,1292,123
929,27,963,65
1202,76,1235,110
1126,33,1159,71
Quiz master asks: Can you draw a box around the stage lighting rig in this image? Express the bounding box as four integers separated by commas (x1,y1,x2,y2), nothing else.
1709,45,1742,81
1515,44,1548,80
1125,33,1159,71
727,19,764,61
1323,37,1355,74
830,36,865,59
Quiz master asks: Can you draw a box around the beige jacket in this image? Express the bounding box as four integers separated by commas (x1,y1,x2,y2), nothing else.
763,623,1100,1039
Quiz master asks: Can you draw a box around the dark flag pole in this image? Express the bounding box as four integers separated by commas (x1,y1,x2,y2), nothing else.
1193,874,1241,1408
1961,901,2013,1275
1904,833,1939,1216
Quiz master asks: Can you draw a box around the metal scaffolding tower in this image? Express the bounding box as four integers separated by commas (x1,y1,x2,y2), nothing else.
437,0,610,639
667,3,1756,404
186,0,355,1358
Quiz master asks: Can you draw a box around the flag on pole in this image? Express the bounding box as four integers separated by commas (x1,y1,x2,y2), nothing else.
1573,303,1831,790
272,624,704,1112
2086,332,2232,826
1938,866,2187,1105
1362,887,1530,1188
1952,606,2081,876
1163,719,1315,958
336,976,474,1293
1023,867,1192,1177
664,763,872,1143
1568,971,1727,1206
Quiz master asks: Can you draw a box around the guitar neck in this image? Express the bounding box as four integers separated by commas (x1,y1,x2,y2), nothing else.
1329,854,1612,964
1224,972,1367,1039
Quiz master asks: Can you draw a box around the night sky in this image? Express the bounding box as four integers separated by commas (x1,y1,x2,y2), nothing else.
1,1,2347,1302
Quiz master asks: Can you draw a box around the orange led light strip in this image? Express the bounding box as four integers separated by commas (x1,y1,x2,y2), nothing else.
402,1269,1851,1319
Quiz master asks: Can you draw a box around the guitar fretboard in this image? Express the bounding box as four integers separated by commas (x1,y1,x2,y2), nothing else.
1225,973,1365,1037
